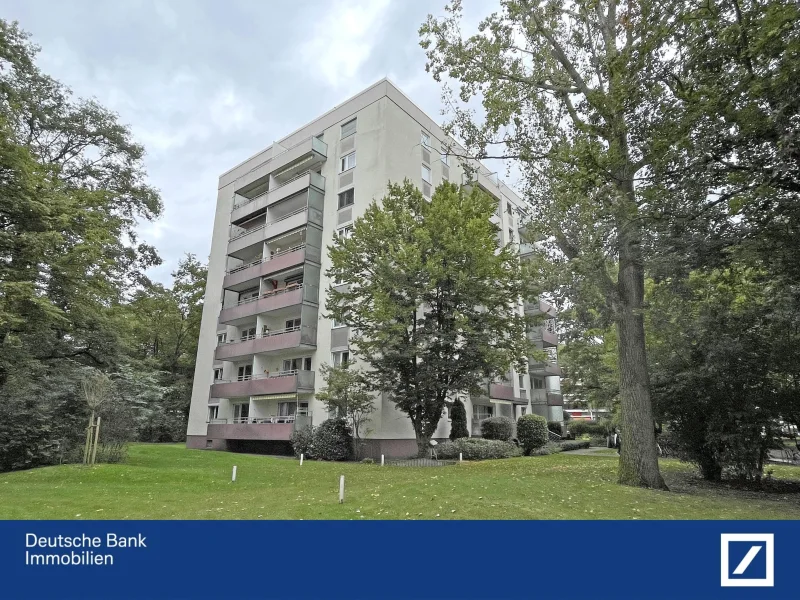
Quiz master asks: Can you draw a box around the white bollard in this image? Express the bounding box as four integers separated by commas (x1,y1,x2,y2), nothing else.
381,454,385,466
459,452,463,463
232,465,237,482
339,475,345,504
300,453,304,466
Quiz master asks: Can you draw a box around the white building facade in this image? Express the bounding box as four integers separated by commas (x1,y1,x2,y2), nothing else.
186,79,562,457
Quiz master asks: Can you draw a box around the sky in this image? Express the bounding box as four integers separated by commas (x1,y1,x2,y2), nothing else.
0,0,501,285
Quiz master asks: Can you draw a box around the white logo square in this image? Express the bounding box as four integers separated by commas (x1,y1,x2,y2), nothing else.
720,533,774,587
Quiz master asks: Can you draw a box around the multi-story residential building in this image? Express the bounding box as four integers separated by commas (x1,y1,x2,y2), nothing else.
185,79,562,457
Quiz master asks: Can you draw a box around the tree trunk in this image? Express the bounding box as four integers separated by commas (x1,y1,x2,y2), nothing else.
616,235,667,490
415,432,432,458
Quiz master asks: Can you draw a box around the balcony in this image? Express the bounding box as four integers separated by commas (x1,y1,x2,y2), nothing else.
214,325,317,361
529,360,562,377
231,171,325,225
528,320,558,348
233,136,327,196
210,370,315,399
489,383,516,402
207,420,295,441
219,282,318,325
223,246,306,291
524,298,557,318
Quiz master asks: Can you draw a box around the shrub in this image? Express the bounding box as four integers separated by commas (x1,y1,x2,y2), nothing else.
361,457,375,464
310,418,353,461
481,416,514,441
566,420,611,437
559,440,590,451
290,426,314,459
94,442,128,464
517,414,549,454
589,435,607,447
449,399,469,440
436,438,522,460
530,442,563,456
547,421,563,437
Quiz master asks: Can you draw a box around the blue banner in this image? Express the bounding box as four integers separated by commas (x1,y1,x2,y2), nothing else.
0,520,796,599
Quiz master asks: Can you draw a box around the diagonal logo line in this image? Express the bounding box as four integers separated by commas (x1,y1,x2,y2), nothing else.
732,545,762,575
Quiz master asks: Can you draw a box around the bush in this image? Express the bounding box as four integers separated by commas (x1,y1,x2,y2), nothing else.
481,416,514,441
547,421,563,436
436,438,522,460
559,440,590,451
291,419,354,461
589,435,607,447
361,457,375,464
517,414,549,454
310,418,353,461
530,442,563,456
449,399,469,440
94,442,128,463
566,420,611,437
291,426,314,458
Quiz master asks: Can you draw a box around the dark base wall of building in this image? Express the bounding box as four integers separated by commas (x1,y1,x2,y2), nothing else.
187,435,446,459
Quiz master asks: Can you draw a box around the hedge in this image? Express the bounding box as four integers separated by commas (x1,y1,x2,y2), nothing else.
566,420,611,437
559,440,590,451
529,442,564,456
435,438,522,460
480,416,514,441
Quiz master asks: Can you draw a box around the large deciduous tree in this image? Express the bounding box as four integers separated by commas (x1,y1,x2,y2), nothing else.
326,181,527,456
420,0,685,488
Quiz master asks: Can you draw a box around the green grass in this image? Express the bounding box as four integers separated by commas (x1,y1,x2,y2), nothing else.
1,444,798,520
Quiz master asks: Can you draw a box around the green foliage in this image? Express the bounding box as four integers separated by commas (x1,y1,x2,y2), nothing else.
559,440,590,452
517,414,549,454
567,421,611,437
547,421,562,436
529,442,563,457
480,416,513,441
315,362,374,447
435,438,522,461
449,399,469,439
326,180,528,456
290,427,314,459
292,419,354,462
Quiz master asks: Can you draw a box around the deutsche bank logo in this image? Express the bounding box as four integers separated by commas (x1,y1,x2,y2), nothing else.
720,534,774,587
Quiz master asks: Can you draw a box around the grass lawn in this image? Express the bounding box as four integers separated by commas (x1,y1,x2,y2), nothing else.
1,444,798,520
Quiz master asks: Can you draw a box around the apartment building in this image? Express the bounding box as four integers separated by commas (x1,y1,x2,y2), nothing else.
186,79,562,457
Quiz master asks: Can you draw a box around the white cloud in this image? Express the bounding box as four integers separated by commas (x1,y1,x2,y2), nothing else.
300,0,392,89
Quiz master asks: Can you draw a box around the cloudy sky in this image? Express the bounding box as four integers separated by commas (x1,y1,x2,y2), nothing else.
1,0,501,285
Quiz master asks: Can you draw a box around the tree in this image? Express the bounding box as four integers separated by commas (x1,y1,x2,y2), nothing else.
449,398,469,439
315,362,375,458
420,0,685,488
326,181,528,456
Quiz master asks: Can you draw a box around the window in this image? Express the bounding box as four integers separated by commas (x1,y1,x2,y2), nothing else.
213,368,223,381
473,405,494,420
237,365,253,381
216,332,227,345
338,188,354,209
340,152,356,172
421,131,431,148
506,202,513,215
508,228,515,243
337,225,353,240
341,118,356,138
518,375,525,389
240,327,256,341
533,377,545,389
284,273,304,286
520,406,527,416
285,318,301,331
421,164,431,184
233,403,249,422
304,357,312,371
440,151,449,166
278,402,297,417
332,350,350,367
332,317,346,329
207,405,219,422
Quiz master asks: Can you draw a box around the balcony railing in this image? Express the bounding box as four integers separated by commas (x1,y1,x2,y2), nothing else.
215,368,303,384
230,221,266,242
220,326,302,347
231,283,304,308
